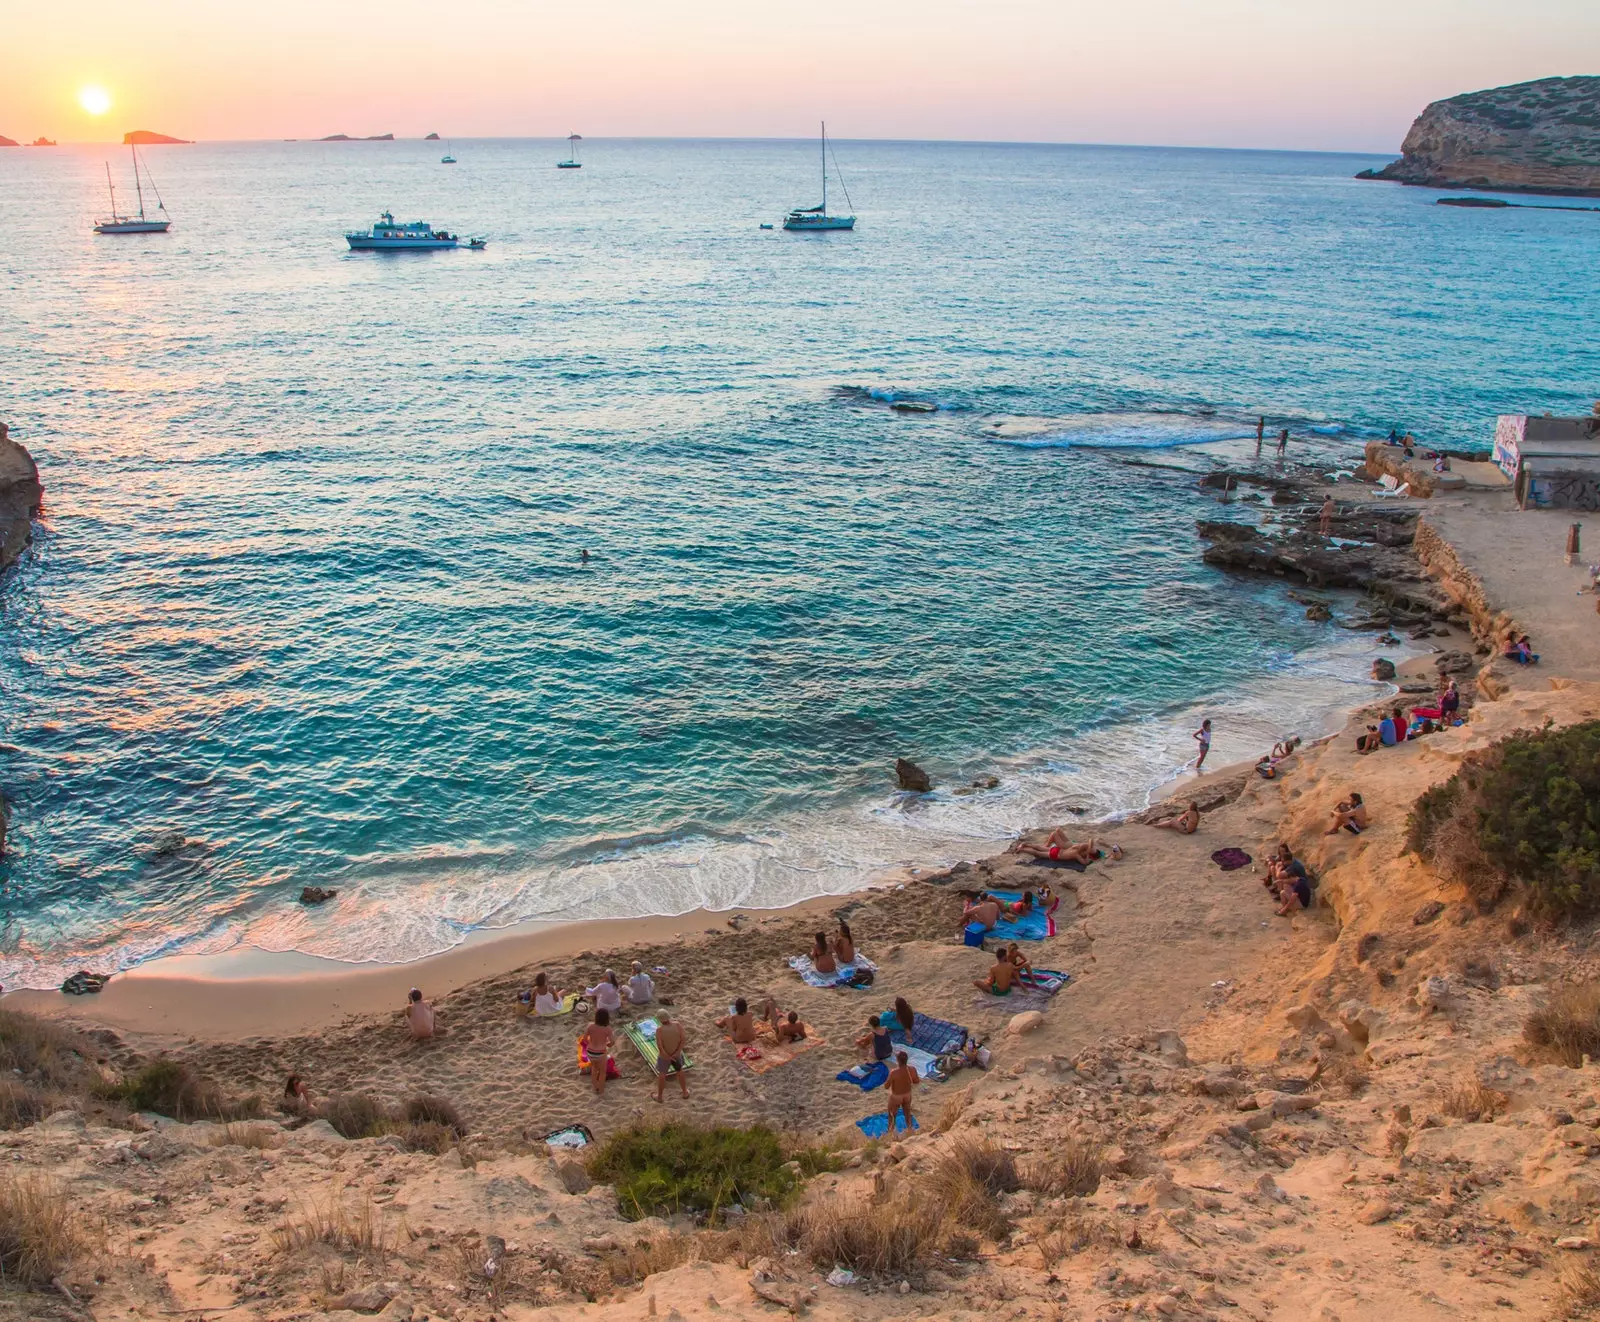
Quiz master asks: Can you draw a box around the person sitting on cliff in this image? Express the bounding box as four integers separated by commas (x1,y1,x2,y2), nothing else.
1356,723,1382,754
1152,802,1201,835
405,987,436,1041
1005,941,1036,984
1327,792,1368,836
1377,713,1399,747
1505,634,1539,665
963,895,1002,931
1257,736,1302,778
808,931,837,975
998,890,1036,920
1391,705,1409,742
1265,844,1309,893
974,950,1018,996
283,1074,315,1114
1274,868,1313,915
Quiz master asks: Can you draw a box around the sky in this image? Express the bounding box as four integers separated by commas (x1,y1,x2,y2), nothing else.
4,0,1598,151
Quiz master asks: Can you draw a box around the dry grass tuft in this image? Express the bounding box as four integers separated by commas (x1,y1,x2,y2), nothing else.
1023,1135,1105,1198
924,1140,1017,1241
209,1122,282,1150
1558,1259,1600,1317
402,1121,457,1155
783,1193,942,1276
0,1082,58,1131
1525,982,1600,1068
1319,1055,1372,1098
599,1233,697,1286
404,1094,465,1135
936,1087,973,1133
271,1184,405,1258
456,1238,518,1308
319,1093,396,1140
1036,1211,1123,1265
1440,1079,1505,1123
0,1172,95,1288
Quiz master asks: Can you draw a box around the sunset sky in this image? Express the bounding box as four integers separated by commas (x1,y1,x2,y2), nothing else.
6,0,1596,150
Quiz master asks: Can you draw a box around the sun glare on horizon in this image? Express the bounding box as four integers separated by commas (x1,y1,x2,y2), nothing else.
79,85,112,116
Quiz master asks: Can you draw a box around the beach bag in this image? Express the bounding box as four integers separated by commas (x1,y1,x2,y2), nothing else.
844,967,876,988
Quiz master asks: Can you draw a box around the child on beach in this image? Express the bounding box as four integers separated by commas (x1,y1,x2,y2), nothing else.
406,988,435,1041
1193,719,1213,771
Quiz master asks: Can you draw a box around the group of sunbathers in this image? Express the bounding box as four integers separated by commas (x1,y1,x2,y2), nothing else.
801,921,857,974
1005,827,1122,863
962,887,1055,932
1264,844,1314,916
974,942,1037,995
1358,682,1460,752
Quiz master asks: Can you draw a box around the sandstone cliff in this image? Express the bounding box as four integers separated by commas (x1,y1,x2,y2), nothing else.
1358,75,1600,197
0,422,42,575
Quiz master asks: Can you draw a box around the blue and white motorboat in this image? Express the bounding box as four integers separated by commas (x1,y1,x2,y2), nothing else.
783,122,855,232
345,212,483,250
94,145,172,234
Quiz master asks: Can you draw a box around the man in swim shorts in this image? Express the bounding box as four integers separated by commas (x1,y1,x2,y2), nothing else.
1007,827,1098,864
963,896,1002,931
652,1013,689,1101
974,952,1017,996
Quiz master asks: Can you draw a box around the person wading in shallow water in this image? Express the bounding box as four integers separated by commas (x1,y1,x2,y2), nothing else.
1193,718,1213,772
1277,428,1289,456
1256,416,1265,454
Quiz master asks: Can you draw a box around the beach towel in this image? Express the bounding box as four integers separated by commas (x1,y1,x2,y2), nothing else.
1020,968,1071,994
786,955,878,989
983,889,1057,941
856,1111,920,1139
1023,856,1089,872
576,1035,621,1079
542,1124,594,1149
900,1046,943,1080
621,1017,693,1073
973,987,1053,1013
521,991,583,1017
1210,848,1252,872
836,1062,889,1092
885,1010,968,1058
735,1024,827,1074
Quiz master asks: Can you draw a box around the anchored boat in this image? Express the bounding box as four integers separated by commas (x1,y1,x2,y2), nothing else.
94,143,171,234
345,212,485,250
558,133,582,168
783,122,855,232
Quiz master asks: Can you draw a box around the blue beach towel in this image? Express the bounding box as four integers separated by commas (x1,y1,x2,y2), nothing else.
884,1010,968,1058
857,1111,920,1139
787,955,878,989
1022,968,1071,994
836,1061,889,1092
985,889,1057,941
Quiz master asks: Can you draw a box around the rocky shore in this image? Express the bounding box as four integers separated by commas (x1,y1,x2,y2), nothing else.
1358,76,1600,197
0,421,41,577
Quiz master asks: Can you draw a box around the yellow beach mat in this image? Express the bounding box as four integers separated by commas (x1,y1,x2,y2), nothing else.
623,1018,694,1072
733,1024,827,1075
518,991,582,1018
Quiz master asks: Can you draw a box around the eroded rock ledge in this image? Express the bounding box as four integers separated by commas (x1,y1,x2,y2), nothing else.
0,420,42,575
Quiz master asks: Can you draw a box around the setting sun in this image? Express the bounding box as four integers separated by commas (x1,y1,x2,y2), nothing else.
78,85,112,116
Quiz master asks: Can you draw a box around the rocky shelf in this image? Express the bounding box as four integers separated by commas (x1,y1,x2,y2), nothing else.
0,421,41,576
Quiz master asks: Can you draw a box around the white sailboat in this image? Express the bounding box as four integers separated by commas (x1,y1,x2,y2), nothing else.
441,141,457,164
783,122,854,231
558,133,582,168
94,143,171,234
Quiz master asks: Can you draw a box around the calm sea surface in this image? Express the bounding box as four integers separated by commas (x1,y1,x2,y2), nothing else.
1,138,1596,985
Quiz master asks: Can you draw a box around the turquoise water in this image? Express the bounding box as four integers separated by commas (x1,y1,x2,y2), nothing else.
1,139,1597,985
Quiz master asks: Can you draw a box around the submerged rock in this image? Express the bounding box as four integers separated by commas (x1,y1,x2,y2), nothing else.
895,758,932,792
300,886,338,905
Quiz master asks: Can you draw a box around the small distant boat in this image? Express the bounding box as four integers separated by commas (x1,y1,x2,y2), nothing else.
759,223,774,230
345,211,484,250
558,133,582,168
783,122,855,232
441,142,457,164
94,144,171,234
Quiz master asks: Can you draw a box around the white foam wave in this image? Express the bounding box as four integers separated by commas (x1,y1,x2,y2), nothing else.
982,411,1256,450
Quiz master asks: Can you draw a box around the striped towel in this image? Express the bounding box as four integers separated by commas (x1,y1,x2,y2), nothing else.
787,955,878,988
621,1017,693,1072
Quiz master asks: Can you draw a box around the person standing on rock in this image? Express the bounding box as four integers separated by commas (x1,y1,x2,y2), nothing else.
1276,429,1289,456
1320,496,1334,537
1256,417,1265,454
1192,718,1213,772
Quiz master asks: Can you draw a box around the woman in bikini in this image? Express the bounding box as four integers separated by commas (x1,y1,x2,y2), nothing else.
856,1013,894,1063
809,932,837,975
1152,802,1200,834
580,1008,615,1096
1005,941,1035,985
832,921,855,966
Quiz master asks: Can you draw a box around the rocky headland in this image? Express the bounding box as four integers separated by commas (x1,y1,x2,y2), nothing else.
1358,75,1600,196
123,131,191,146
0,421,42,576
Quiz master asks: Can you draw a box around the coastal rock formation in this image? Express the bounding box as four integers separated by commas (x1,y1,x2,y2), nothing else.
0,135,17,148
123,130,191,145
0,421,42,575
894,757,932,792
1357,76,1600,197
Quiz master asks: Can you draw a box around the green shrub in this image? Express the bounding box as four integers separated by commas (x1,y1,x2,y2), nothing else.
588,1123,798,1223
1406,721,1600,916
101,1059,255,1121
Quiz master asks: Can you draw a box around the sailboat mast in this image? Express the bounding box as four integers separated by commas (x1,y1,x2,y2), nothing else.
104,161,117,219
821,121,827,213
131,144,146,221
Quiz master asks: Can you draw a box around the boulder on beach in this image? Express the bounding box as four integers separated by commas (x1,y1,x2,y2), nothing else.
895,758,932,792
1371,658,1396,681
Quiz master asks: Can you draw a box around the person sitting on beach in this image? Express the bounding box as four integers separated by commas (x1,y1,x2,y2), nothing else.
283,1074,314,1114
974,951,1017,996
652,1013,689,1102
808,932,837,975
857,1013,894,1063
532,971,567,1016
1274,869,1313,915
1411,679,1459,724
964,895,1003,931
1377,714,1399,747
716,997,761,1044
406,988,435,1041
1152,802,1200,835
1356,723,1381,754
627,961,655,1005
887,1050,919,1129
832,921,856,966
1391,706,1408,743
1005,941,1035,984
1264,844,1309,894
1505,634,1539,665
581,1008,614,1096
585,970,623,1015
775,1010,807,1043
893,996,915,1035
1327,792,1368,835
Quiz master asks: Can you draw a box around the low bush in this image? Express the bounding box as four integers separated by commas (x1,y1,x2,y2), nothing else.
0,1082,56,1130
782,1192,941,1276
404,1094,464,1135
1023,1135,1105,1198
1440,1079,1504,1122
1524,981,1600,1067
401,1121,457,1155
928,1141,1017,1241
588,1123,798,1223
320,1093,394,1140
208,1122,282,1150
271,1184,402,1257
0,1010,98,1093
0,1173,93,1288
1407,721,1600,916
101,1059,255,1122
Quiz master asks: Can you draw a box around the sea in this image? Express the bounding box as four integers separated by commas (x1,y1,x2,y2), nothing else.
1,137,1597,987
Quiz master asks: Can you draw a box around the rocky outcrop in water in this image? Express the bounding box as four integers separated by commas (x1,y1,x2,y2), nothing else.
0,421,42,575
894,758,932,792
1357,76,1600,197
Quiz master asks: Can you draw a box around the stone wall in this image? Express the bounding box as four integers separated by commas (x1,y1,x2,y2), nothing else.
1414,517,1520,650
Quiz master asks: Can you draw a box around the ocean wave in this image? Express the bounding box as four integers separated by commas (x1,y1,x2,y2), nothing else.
981,411,1257,449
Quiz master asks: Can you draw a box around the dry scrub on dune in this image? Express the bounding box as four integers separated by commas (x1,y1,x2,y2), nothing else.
0,1172,96,1289
1524,981,1600,1067
1023,1135,1106,1198
270,1182,408,1258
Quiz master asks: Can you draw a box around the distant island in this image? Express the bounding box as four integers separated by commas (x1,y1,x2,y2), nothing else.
1358,75,1600,197
0,136,16,148
124,130,191,145
425,132,441,140
28,138,56,147
319,133,395,142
